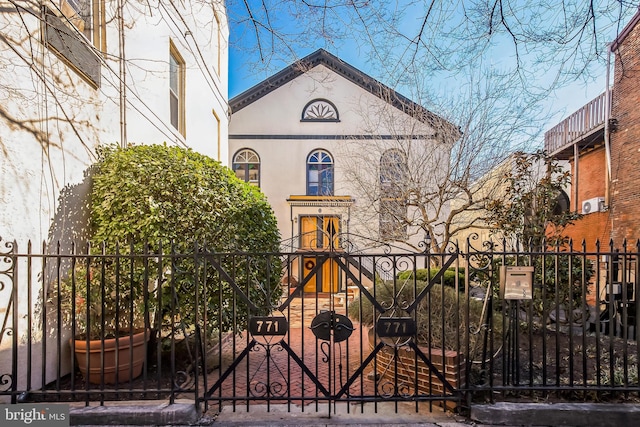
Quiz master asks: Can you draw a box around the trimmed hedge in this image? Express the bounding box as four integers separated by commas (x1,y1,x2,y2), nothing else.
88,144,282,335
397,268,465,289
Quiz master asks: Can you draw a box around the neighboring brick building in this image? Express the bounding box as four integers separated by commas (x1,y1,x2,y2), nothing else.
545,8,640,249
610,11,640,245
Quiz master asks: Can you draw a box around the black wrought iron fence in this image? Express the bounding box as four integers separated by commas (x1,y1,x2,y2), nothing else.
0,239,200,405
464,238,639,402
0,236,638,411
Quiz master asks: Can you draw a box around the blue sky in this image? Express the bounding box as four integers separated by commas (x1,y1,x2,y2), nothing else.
226,2,636,136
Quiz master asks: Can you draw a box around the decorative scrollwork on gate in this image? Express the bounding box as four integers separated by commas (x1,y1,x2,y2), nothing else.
0,373,14,392
0,237,16,349
248,341,289,398
250,377,286,398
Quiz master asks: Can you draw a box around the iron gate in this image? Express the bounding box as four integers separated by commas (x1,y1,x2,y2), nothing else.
3,236,639,409
199,249,464,413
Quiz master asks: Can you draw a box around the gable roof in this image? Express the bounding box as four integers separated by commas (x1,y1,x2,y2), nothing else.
230,49,459,136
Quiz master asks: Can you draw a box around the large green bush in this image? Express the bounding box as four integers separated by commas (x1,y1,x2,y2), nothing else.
89,144,282,336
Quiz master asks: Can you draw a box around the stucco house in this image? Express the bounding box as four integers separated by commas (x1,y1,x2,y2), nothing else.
0,1,229,248
229,49,458,292
0,0,229,394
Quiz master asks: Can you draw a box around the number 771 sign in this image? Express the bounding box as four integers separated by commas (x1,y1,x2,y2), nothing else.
249,316,288,336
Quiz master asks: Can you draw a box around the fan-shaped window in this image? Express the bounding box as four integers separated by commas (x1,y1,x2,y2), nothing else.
301,99,339,122
307,149,334,196
233,149,260,186
379,149,407,241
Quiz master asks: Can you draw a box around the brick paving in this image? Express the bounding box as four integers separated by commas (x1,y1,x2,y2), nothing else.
203,296,377,406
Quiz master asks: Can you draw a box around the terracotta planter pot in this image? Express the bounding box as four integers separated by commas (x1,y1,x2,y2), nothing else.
73,329,150,384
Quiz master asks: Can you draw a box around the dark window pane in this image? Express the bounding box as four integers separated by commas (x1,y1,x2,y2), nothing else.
170,93,178,129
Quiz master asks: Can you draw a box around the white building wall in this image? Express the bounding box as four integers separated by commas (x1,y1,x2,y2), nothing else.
1,1,229,247
0,0,229,395
230,64,443,250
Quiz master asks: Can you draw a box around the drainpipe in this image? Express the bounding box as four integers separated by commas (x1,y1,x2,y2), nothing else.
574,143,579,212
118,0,127,148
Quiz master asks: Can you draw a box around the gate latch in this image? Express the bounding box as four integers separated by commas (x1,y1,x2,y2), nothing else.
310,310,354,342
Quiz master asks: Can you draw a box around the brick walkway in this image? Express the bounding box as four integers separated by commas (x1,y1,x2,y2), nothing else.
203,297,377,406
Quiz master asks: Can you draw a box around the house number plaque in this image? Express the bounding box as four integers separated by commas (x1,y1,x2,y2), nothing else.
249,316,288,336
376,317,416,337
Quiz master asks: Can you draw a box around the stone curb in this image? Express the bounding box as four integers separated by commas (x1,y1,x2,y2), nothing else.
69,401,199,426
470,402,640,427
67,401,640,426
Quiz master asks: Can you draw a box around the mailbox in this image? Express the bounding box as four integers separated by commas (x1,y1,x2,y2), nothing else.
500,266,534,300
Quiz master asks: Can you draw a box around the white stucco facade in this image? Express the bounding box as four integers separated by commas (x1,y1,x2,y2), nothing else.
229,50,452,254
0,0,228,395
0,1,229,248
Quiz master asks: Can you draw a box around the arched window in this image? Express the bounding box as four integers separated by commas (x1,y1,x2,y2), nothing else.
307,149,334,196
233,149,260,186
301,99,339,122
379,149,407,241
380,149,407,186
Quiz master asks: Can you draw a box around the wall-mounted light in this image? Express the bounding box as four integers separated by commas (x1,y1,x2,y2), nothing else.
424,231,432,246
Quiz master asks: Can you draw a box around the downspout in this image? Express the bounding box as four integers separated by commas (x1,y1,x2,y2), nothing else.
574,143,579,212
118,0,127,148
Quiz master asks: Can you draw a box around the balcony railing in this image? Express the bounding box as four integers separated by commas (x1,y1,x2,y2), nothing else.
544,91,610,156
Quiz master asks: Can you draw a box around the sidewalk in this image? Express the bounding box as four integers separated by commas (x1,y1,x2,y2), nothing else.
69,400,640,426
70,401,474,426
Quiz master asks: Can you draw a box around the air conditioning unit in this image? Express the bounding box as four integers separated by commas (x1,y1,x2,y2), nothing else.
581,197,605,214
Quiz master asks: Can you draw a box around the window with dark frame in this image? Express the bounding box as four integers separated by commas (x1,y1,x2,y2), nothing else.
301,99,340,122
233,149,260,186
307,149,334,196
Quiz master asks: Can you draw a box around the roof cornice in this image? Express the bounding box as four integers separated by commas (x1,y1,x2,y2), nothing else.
229,49,459,137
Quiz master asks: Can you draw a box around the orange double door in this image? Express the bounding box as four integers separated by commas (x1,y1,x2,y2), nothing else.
299,216,341,293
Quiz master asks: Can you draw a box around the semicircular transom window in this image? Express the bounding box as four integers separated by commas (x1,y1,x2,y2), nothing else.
301,99,340,122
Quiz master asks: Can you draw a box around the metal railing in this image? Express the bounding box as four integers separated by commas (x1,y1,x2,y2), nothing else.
544,92,609,155
464,238,639,402
0,236,638,410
